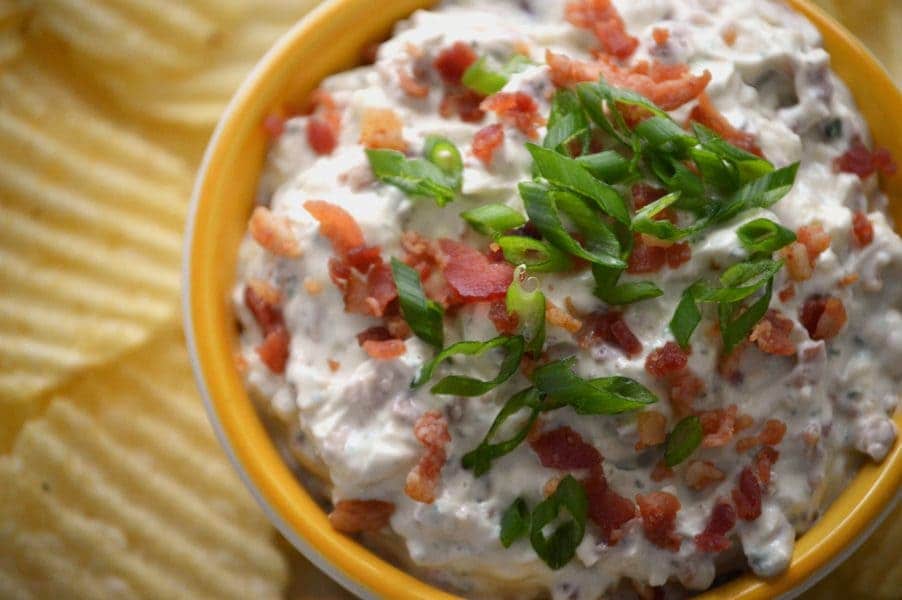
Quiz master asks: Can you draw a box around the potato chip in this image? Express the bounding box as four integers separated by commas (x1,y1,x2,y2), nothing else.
0,327,288,599
0,49,192,404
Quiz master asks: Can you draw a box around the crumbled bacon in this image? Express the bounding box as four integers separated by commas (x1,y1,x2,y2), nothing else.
249,206,302,257
721,24,738,46
577,311,643,357
735,413,754,432
799,295,847,340
398,68,430,98
545,51,711,111
583,468,637,544
530,426,603,470
688,93,763,156
439,239,514,302
329,499,396,533
749,309,795,356
362,261,399,317
851,212,874,247
307,117,338,155
694,501,736,552
684,460,725,491
627,233,667,274
732,466,762,521
481,92,546,139
635,410,667,450
244,280,284,335
433,41,477,85
797,222,831,264
472,123,505,167
257,325,290,374
758,419,787,447
362,339,406,360
439,88,486,122
652,27,670,46
359,107,407,152
486,300,519,334
304,200,365,257
546,301,583,333
717,342,746,384
405,411,451,503
631,183,667,209
665,243,692,269
650,460,673,481
636,492,681,551
262,113,286,139
778,284,796,303
699,405,737,448
833,137,897,178
565,0,638,60
781,242,813,281
645,342,689,378
754,446,780,486
356,326,393,346
668,370,705,417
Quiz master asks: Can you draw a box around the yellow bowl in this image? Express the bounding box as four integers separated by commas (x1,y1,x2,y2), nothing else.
183,1,902,597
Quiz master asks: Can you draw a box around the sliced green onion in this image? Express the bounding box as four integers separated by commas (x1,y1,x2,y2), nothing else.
519,182,625,269
462,56,508,95
390,258,444,348
691,123,773,184
532,357,657,414
596,279,663,305
544,89,589,155
693,259,783,303
461,386,543,476
500,498,531,548
631,191,703,242
710,163,799,225
366,148,457,206
737,218,796,255
635,116,696,157
719,278,774,354
526,143,630,225
664,415,703,467
576,150,632,183
669,284,702,349
461,203,526,236
496,235,573,272
413,335,525,396
506,266,546,357
424,136,463,188
529,475,587,570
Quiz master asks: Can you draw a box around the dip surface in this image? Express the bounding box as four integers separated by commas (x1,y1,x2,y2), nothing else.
235,1,900,597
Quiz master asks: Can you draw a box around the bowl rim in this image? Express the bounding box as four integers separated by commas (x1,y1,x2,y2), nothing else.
183,1,901,598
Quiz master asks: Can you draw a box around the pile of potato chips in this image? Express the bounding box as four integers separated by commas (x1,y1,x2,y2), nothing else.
0,0,897,598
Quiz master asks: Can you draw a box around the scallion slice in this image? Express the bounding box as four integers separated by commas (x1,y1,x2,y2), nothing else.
413,335,525,396
461,386,543,476
390,258,444,348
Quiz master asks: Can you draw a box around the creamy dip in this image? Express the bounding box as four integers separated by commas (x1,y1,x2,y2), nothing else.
234,1,901,597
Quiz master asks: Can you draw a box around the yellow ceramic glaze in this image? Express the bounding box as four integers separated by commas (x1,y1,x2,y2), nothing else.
183,1,901,598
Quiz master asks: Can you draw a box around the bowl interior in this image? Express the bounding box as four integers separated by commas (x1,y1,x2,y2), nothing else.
184,1,902,598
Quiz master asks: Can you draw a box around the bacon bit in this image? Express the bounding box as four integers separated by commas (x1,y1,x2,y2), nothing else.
362,339,406,360
327,359,340,372
398,68,430,98
359,107,407,152
481,92,545,139
303,200,365,257
439,88,486,122
627,233,666,274
543,475,564,498
530,426,603,470
684,460,725,491
783,241,815,281
401,231,441,278
329,499,396,533
472,123,505,166
489,300,519,334
405,411,451,503
755,446,780,486
645,342,689,378
257,325,290,374
778,283,796,302
799,295,847,340
699,405,737,448
363,261,399,317
695,501,736,552
851,212,875,247
636,492,681,551
688,93,762,156
797,222,831,264
303,277,324,295
833,137,897,178
635,410,667,451
577,311,643,357
631,183,667,209
749,309,795,356
356,326,393,346
652,27,670,46
545,50,711,111
759,420,787,446
244,280,283,334
717,342,746,384
732,466,762,521
307,117,338,155
721,24,739,47
665,243,692,269
583,468,637,544
546,301,583,333
262,113,286,140
249,206,302,257
838,273,860,287
735,414,755,432
650,460,673,481
735,436,758,454
433,41,477,85
565,0,638,60
668,370,705,417
439,239,514,302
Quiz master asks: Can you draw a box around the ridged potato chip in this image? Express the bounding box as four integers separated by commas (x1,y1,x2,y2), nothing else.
0,327,288,599
0,47,191,407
